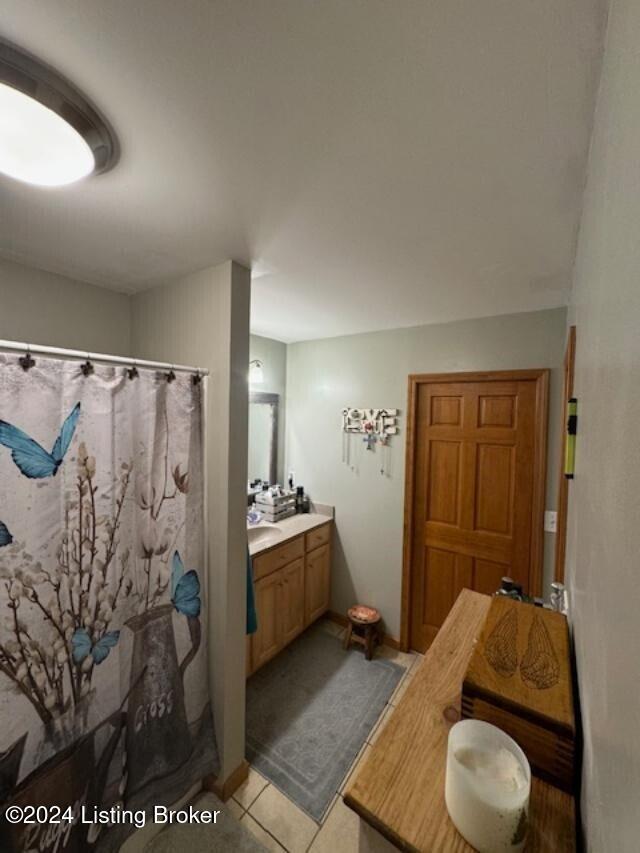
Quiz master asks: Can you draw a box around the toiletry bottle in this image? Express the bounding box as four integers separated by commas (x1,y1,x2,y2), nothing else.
296,486,304,513
496,577,515,596
495,577,524,601
550,582,568,614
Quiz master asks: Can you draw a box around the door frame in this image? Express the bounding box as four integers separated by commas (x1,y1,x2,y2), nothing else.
400,369,550,651
554,327,576,583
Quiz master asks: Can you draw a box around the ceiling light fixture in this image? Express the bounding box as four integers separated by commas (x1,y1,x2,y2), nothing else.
0,38,118,187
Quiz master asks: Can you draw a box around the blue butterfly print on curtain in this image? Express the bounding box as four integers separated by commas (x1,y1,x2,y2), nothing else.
0,520,12,547
71,628,120,665
171,551,201,617
0,402,81,479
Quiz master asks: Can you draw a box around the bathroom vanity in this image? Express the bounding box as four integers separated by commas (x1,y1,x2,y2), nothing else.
247,513,333,675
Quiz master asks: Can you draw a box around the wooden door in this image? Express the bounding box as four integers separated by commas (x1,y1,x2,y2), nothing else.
305,544,331,626
252,569,283,670
281,558,305,646
404,370,548,652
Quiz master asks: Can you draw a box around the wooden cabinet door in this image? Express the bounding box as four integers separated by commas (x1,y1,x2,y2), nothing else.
407,372,548,652
281,558,305,646
251,570,282,670
305,544,331,626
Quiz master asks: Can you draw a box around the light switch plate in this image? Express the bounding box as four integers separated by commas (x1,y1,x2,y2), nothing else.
544,510,558,533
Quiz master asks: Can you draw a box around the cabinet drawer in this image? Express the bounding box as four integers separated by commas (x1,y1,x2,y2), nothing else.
253,535,304,581
306,523,331,553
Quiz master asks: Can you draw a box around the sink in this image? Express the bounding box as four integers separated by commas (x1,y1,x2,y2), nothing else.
247,524,283,546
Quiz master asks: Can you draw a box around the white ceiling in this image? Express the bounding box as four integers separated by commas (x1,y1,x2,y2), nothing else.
1,1,606,343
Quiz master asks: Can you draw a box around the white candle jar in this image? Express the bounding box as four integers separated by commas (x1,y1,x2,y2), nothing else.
445,720,531,852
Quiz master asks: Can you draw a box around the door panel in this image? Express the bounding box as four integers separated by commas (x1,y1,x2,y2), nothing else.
478,395,517,428
430,395,463,426
408,373,547,652
251,571,282,670
474,443,514,535
427,441,461,524
416,546,472,645
305,544,330,626
473,558,510,596
281,558,305,646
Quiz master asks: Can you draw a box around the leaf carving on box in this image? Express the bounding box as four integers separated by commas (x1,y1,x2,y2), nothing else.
485,608,518,678
520,615,560,690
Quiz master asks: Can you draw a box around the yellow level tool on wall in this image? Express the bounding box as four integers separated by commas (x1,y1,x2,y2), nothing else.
564,397,577,479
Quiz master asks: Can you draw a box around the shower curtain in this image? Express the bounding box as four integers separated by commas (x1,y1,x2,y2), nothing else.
0,354,218,853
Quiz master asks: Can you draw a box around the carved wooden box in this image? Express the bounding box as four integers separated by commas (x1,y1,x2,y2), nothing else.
462,596,576,793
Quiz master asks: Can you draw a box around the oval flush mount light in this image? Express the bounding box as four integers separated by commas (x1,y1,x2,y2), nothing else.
0,38,118,187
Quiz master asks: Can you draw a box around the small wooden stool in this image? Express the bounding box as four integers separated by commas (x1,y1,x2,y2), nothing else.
344,605,382,660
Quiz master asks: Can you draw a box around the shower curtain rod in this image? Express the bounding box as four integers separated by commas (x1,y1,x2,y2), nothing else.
0,338,209,376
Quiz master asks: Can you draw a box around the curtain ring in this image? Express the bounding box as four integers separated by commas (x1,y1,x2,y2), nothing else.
192,369,202,386
127,359,139,380
81,354,94,377
19,346,36,371
165,365,176,383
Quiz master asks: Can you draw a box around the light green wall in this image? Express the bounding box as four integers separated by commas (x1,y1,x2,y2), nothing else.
285,307,567,638
249,333,287,484
0,255,252,788
131,262,251,787
565,0,640,847
0,257,131,355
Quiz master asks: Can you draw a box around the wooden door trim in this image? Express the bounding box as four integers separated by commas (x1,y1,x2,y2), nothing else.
400,368,550,651
554,327,576,583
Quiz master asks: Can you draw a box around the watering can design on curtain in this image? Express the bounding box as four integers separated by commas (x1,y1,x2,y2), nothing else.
0,734,27,802
0,711,125,853
123,598,201,798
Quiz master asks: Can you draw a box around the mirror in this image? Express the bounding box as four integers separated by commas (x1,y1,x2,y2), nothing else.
248,391,278,488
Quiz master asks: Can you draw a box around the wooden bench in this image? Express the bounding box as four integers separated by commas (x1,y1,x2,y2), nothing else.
344,590,576,852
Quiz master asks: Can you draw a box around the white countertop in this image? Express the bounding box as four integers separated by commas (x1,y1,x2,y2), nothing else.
248,511,333,557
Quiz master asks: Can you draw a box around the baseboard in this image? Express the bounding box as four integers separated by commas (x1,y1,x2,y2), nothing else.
203,759,249,802
327,610,401,650
327,610,348,627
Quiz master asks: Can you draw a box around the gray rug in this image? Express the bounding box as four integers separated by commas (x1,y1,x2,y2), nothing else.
246,626,404,821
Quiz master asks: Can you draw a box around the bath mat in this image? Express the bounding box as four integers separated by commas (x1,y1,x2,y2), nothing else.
246,626,404,821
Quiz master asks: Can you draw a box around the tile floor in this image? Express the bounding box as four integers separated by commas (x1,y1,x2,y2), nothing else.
232,619,423,853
